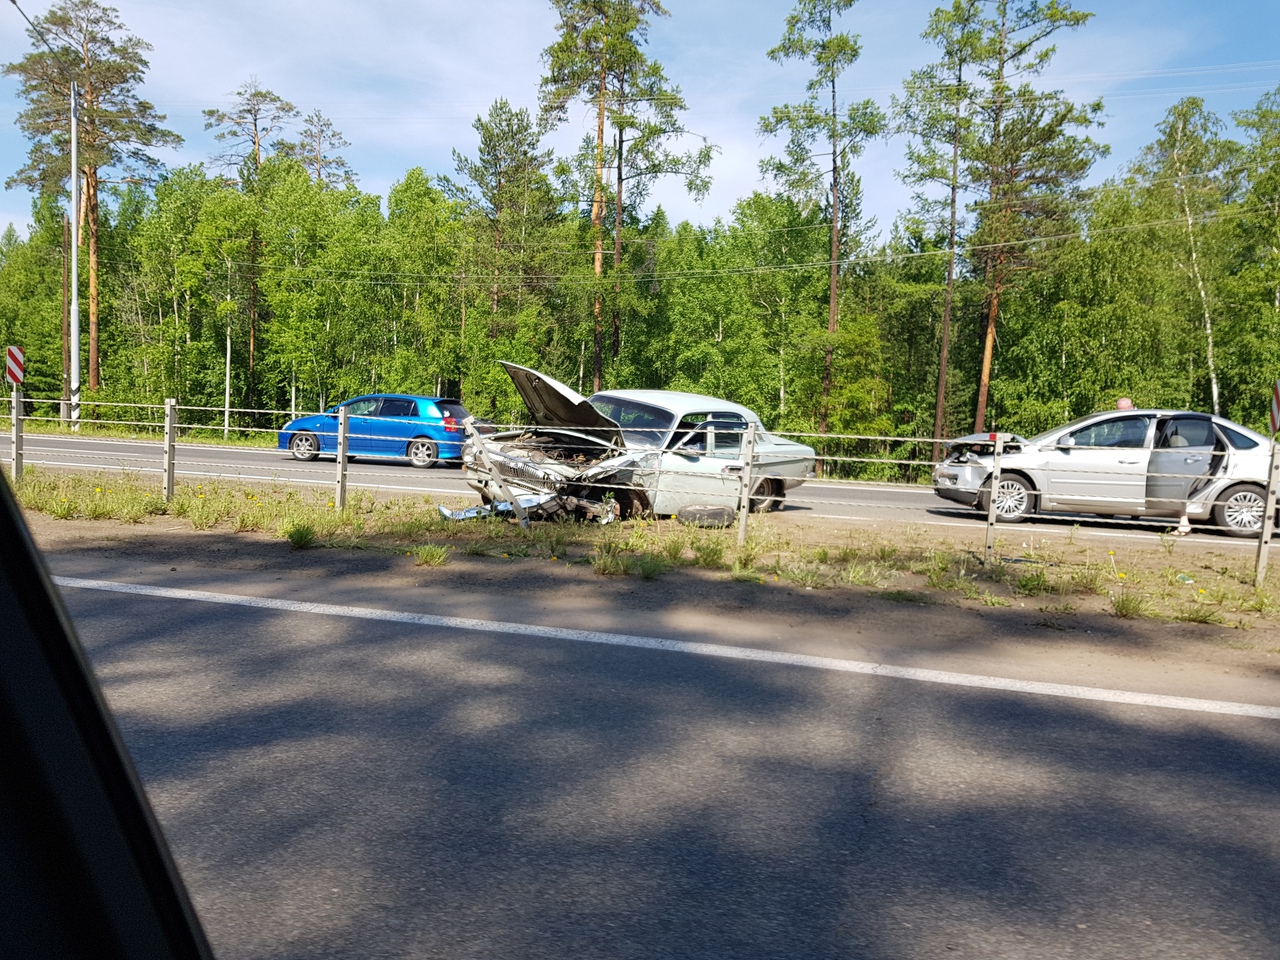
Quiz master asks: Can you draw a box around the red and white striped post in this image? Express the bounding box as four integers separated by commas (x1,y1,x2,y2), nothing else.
6,346,24,480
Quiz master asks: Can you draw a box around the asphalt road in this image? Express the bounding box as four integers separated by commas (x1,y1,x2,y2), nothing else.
3,432,1265,551
48,556,1280,960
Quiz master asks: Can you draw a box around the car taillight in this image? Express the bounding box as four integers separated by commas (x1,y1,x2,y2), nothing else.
443,416,460,433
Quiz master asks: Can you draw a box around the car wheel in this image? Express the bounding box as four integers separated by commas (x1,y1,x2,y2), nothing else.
408,438,438,469
750,477,783,512
1213,484,1266,538
289,432,319,462
979,474,1034,522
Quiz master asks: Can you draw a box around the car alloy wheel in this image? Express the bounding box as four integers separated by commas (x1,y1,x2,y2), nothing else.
289,432,318,461
408,438,438,469
1214,485,1265,537
980,475,1033,522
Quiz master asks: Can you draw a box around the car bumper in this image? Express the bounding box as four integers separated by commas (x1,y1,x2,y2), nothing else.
933,483,980,507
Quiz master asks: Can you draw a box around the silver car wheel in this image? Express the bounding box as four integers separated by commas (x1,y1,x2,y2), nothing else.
408,438,438,469
289,432,318,461
983,476,1033,522
1216,486,1265,536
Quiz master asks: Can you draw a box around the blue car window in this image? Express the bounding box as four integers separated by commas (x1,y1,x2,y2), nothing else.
379,398,418,419
345,398,380,416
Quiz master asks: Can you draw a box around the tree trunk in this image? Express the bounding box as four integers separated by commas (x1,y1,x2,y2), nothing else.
932,79,964,463
974,262,1003,432
820,78,840,435
591,54,607,392
1172,118,1221,415
86,166,100,391
613,127,624,359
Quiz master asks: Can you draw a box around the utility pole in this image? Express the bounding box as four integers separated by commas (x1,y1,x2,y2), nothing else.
8,1,80,427
61,215,69,421
70,79,79,426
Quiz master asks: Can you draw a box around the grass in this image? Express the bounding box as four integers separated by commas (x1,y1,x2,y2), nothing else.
1015,566,1052,596
1175,603,1224,624
635,554,669,580
591,542,634,576
280,519,317,549
1111,591,1150,619
11,465,1280,628
413,544,450,567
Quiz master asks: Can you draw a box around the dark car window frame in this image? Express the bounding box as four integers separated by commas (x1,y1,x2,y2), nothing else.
1155,415,1217,450
377,398,419,419
1068,415,1153,449
1218,423,1260,450
343,397,381,417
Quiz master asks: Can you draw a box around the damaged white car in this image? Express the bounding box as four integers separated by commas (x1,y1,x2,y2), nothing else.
441,363,816,523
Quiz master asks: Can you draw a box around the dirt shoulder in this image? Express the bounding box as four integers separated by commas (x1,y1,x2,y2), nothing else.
25,511,1280,709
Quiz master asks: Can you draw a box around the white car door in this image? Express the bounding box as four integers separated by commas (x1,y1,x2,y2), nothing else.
1040,415,1153,514
649,420,745,515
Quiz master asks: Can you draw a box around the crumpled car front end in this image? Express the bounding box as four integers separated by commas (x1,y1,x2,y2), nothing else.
448,428,652,524
931,434,1028,507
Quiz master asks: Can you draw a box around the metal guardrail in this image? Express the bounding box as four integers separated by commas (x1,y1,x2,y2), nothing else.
4,394,1279,585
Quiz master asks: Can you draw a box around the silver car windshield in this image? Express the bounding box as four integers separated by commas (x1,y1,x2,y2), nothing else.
1029,414,1098,444
588,395,676,448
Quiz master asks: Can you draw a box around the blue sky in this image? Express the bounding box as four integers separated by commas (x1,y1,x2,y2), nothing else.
1,0,1277,240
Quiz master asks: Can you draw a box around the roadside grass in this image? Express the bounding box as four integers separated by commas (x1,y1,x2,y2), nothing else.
9,465,1279,632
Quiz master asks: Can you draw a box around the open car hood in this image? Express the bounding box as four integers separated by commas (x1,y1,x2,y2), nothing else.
500,362,624,447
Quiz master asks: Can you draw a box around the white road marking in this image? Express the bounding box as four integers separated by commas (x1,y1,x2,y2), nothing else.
53,576,1280,721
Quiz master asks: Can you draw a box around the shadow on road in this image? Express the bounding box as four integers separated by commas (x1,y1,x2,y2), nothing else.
67,580,1280,960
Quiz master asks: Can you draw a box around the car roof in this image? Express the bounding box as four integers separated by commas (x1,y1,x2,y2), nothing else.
592,389,762,423
346,394,462,404
1033,409,1269,443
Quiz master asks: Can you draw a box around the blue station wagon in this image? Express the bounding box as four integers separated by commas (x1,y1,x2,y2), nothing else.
278,394,474,468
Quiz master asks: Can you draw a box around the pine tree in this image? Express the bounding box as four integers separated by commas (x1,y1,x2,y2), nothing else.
966,0,1104,432
759,0,886,432
275,110,355,188
894,0,988,453
5,0,181,392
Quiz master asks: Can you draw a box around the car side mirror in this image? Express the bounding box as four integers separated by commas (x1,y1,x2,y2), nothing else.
1057,435,1075,449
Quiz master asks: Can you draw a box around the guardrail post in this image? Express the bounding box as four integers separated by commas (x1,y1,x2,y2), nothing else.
737,423,758,546
1254,436,1279,588
983,433,1005,566
10,385,23,481
463,416,528,528
162,398,176,501
334,405,349,511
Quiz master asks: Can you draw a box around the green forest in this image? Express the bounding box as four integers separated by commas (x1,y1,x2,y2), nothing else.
1,0,1278,442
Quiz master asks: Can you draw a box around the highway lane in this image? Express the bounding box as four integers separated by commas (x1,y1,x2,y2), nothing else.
2,432,1266,550
48,560,1280,960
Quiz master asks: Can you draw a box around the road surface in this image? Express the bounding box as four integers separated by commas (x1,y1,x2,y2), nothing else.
44,544,1280,960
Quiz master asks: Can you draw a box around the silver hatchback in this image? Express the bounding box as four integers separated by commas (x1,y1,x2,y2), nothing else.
932,410,1275,536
